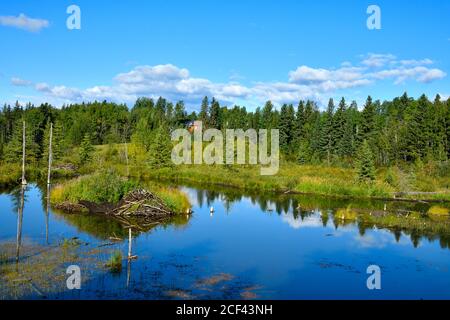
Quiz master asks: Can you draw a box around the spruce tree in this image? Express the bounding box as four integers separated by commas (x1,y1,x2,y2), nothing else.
79,133,94,164
3,123,22,163
357,96,376,147
297,141,312,164
149,123,173,169
279,104,295,154
199,96,209,127
261,101,274,130
132,118,152,151
446,98,450,159
209,98,222,129
174,101,187,128
356,140,376,182
320,98,334,164
333,98,347,157
293,101,305,150
4,121,39,164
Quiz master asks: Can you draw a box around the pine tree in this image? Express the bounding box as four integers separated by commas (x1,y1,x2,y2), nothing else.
356,140,376,182
149,123,173,169
297,141,312,164
79,133,94,164
320,98,334,164
4,121,39,164
174,101,187,128
209,98,222,129
446,98,450,159
154,97,167,126
132,118,152,151
199,96,209,127
293,101,305,150
333,98,347,156
261,101,274,129
3,123,22,163
357,96,376,147
279,104,295,154
52,121,65,160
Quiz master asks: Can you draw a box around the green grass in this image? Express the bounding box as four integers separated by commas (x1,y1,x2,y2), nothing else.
133,163,396,199
0,163,22,187
105,250,122,273
51,170,138,205
428,206,450,216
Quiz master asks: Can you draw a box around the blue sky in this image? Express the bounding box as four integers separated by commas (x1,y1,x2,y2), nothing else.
1,0,449,111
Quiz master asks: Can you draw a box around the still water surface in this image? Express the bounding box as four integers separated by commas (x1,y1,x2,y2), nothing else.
0,183,449,299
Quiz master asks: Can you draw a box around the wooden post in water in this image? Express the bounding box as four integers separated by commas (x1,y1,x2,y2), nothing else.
46,184,50,245
47,123,53,185
21,121,27,186
128,228,132,259
127,228,138,260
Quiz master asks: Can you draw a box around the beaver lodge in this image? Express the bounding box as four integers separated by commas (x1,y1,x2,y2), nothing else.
54,189,175,230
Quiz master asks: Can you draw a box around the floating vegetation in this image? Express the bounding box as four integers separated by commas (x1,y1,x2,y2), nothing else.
428,206,450,216
195,273,234,288
165,289,193,299
61,237,85,248
106,250,123,274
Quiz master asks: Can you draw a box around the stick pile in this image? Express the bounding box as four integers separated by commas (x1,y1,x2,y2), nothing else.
108,189,173,218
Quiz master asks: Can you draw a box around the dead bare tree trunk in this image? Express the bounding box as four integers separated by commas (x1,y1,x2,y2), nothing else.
21,121,27,186
47,123,53,185
128,228,132,258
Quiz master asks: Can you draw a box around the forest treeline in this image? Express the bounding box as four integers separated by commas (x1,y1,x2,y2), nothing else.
0,93,449,170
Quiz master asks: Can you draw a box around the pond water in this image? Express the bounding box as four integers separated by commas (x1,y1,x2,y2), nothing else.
1,183,449,300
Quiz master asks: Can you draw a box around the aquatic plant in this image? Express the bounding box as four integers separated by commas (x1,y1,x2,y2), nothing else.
428,206,450,216
106,250,123,274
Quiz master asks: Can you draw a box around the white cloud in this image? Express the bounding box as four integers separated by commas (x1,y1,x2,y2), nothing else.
362,53,396,68
11,77,32,86
399,58,433,66
0,13,49,32
371,66,446,84
17,54,447,108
